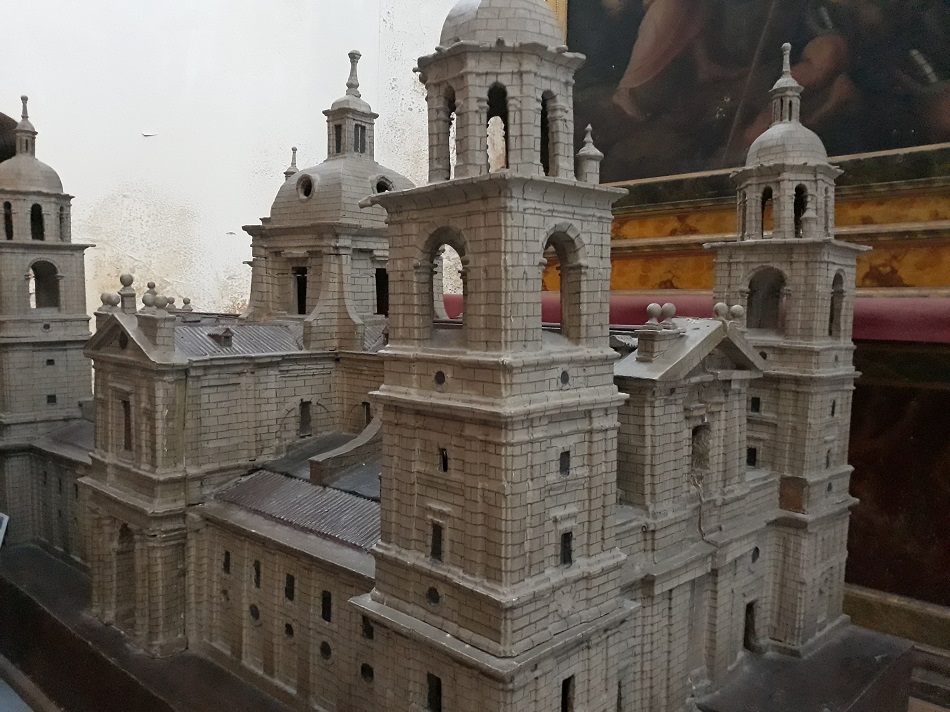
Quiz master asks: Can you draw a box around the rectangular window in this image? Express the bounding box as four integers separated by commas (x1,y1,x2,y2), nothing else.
299,401,312,437
750,396,761,413
427,673,443,712
355,124,367,153
747,447,758,468
223,550,231,574
431,523,443,562
561,676,575,712
439,448,448,473
559,450,571,476
46,358,55,366
362,401,372,426
285,574,295,601
121,399,132,451
691,424,710,470
744,601,758,651
321,590,332,622
334,124,343,154
293,266,308,315
46,394,57,405
361,615,375,640
375,268,389,316
560,531,573,567
253,559,261,588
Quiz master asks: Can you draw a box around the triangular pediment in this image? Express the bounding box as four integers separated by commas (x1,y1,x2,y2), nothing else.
83,314,154,363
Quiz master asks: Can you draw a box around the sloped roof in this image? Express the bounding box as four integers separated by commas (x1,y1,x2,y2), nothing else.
86,311,304,364
32,419,95,464
614,318,764,382
175,322,302,358
215,470,380,551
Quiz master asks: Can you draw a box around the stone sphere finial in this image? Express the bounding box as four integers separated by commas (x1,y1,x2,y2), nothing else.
730,305,746,320
182,297,191,305
120,273,134,287
142,293,155,308
110,293,121,307
154,295,169,309
147,281,156,290
646,303,662,323
661,303,677,322
714,302,730,319
100,292,112,306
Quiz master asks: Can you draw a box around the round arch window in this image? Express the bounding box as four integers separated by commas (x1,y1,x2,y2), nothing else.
374,176,394,194
296,174,314,200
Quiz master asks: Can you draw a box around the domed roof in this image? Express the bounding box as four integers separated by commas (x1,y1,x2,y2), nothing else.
0,154,63,194
440,0,563,48
745,121,828,167
269,155,413,229
0,96,64,194
745,44,829,168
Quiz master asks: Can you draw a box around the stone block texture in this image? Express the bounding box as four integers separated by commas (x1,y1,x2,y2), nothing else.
0,18,871,712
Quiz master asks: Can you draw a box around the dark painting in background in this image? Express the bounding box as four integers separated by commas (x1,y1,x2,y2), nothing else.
567,0,950,183
846,344,950,609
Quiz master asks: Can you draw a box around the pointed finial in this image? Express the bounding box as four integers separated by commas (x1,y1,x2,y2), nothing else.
782,43,792,77
576,125,605,184
20,95,28,120
284,146,298,179
346,51,362,98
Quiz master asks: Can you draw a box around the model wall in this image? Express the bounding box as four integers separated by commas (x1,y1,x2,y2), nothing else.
188,518,378,711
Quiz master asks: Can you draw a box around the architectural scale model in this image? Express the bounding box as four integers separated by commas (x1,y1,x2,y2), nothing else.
0,1,900,710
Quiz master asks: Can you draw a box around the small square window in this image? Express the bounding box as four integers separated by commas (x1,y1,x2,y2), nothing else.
747,447,758,468
750,397,761,413
559,450,571,476
46,394,57,405
361,615,375,640
46,358,55,366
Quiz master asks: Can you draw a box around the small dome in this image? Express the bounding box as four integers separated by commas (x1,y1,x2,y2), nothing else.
746,121,828,167
440,0,563,48
0,154,64,193
269,156,413,229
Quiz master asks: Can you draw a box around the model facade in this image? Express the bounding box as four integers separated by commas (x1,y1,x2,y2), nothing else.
0,96,92,562
0,2,870,711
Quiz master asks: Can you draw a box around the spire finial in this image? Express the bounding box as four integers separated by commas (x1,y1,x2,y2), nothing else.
346,50,362,98
576,125,605,184
582,125,596,150
769,43,803,124
20,95,28,120
284,146,298,179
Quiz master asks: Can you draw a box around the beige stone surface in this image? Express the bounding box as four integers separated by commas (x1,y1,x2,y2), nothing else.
0,16,880,712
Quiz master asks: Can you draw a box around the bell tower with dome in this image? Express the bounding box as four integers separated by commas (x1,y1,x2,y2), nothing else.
353,1,635,710
242,51,413,352
712,45,870,655
0,95,91,444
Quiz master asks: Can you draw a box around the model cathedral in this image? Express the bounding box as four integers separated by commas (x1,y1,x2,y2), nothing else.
0,1,869,710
